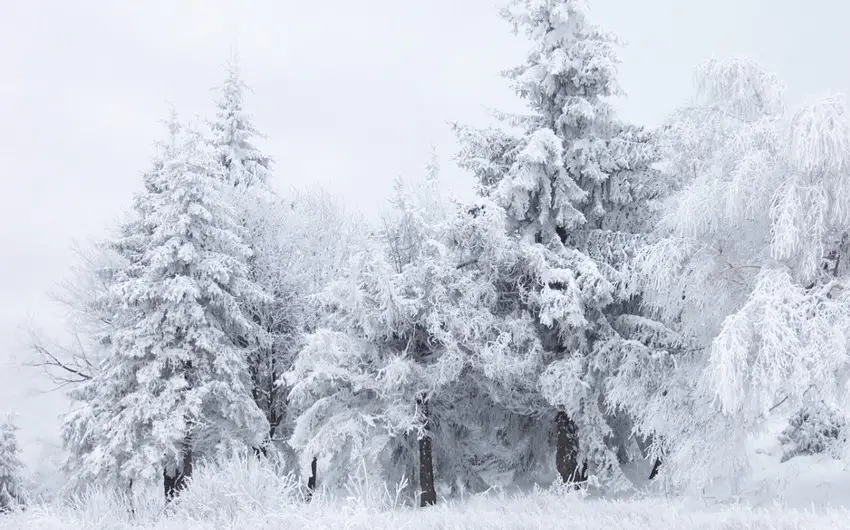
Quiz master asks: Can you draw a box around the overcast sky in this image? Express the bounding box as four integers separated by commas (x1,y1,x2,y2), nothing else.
1,0,849,468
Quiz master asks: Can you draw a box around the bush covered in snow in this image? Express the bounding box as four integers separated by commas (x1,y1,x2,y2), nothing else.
779,404,848,463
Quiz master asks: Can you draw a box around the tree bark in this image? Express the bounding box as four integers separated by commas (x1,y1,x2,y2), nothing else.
648,457,662,480
163,445,193,502
555,410,585,485
417,395,437,507
306,456,317,500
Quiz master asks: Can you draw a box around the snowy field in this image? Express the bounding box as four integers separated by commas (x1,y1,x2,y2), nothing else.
2,489,846,530
2,448,849,530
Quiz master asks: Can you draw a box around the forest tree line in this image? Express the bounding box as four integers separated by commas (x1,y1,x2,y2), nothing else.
7,0,850,510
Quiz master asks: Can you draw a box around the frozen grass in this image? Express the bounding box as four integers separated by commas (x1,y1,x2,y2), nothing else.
0,455,847,529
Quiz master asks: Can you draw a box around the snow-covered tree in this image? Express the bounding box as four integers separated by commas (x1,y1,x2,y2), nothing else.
779,403,847,463
240,186,370,461
205,57,311,461
210,54,273,190
634,56,850,491
62,118,270,499
0,415,23,512
286,166,462,506
31,109,186,387
453,0,672,489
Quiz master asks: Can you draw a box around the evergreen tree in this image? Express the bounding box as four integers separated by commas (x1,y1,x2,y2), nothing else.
62,118,270,499
206,57,295,459
454,0,675,489
0,415,23,512
31,109,185,388
210,54,273,189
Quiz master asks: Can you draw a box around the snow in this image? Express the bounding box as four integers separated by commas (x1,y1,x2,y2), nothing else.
9,0,850,526
2,450,849,529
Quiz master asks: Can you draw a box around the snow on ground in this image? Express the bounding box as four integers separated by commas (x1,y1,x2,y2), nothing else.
2,449,850,530
1,488,846,529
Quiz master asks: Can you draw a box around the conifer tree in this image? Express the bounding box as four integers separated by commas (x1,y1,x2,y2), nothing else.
0,415,23,512
62,117,270,499
206,57,295,459
210,54,273,190
454,0,675,489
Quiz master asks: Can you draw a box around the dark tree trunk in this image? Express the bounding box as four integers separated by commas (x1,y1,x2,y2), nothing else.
128,479,135,517
648,457,662,480
555,410,585,485
163,446,193,502
417,395,437,507
306,456,318,500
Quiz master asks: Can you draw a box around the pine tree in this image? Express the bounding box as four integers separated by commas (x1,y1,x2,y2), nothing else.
62,118,270,499
30,109,186,388
210,54,273,190
453,0,674,489
206,57,296,460
0,415,23,512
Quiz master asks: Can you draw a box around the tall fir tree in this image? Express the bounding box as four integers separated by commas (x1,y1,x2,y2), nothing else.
207,55,288,457
62,117,270,499
210,54,273,190
454,0,675,489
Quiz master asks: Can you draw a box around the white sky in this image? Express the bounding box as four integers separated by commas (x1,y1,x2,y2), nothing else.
1,0,848,468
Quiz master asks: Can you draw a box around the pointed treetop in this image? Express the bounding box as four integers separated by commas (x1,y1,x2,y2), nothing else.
156,103,183,159
210,54,273,189
425,145,440,185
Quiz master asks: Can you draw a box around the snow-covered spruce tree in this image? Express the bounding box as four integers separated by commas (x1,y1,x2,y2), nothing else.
210,54,273,190
59,110,191,488
453,0,674,489
206,56,328,464
634,57,850,491
206,58,282,457
30,109,186,388
61,118,270,500
0,415,23,512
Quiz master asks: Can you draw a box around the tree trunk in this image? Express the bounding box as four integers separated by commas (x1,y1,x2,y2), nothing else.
648,457,662,480
555,410,585,485
417,395,437,507
163,445,193,502
306,456,318,500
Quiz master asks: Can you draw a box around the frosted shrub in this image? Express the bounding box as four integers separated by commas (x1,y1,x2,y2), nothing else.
167,453,301,522
779,404,847,463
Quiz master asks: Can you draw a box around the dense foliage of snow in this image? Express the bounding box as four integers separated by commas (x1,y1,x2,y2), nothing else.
61,119,270,491
452,0,680,491
632,56,850,492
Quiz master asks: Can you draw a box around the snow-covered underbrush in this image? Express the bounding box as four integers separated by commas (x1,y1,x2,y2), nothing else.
1,454,848,530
